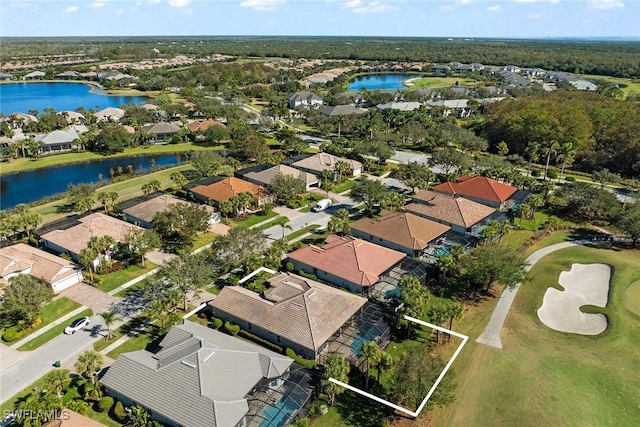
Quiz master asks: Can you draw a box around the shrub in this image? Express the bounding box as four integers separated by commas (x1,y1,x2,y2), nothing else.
531,169,541,177
98,396,114,413
84,276,104,287
310,402,329,416
211,317,223,329
2,325,30,343
224,321,240,336
298,269,317,281
285,261,294,272
28,236,39,247
285,348,317,369
546,170,558,179
287,200,301,209
565,176,576,182
238,329,283,353
112,400,127,422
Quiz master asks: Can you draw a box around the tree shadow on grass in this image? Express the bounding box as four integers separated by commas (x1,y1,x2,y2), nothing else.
334,388,390,427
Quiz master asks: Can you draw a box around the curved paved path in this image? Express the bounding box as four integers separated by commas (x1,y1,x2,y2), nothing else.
476,240,589,349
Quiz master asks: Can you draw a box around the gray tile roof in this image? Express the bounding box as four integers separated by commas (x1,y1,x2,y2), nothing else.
34,129,79,145
101,321,292,427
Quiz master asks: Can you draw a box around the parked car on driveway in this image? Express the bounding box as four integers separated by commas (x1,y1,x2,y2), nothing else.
64,316,90,335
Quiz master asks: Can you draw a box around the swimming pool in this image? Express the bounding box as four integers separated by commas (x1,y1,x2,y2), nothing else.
259,395,298,427
350,328,382,355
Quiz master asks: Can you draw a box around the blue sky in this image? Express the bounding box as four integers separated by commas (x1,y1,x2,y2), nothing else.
1,0,638,39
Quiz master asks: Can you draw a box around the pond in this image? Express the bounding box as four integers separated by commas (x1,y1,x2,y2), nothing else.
0,154,185,209
347,73,422,91
0,82,147,115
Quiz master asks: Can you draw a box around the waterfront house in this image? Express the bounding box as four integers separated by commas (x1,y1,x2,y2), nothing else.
141,121,181,143
95,107,125,123
22,71,46,80
122,194,220,229
34,129,79,153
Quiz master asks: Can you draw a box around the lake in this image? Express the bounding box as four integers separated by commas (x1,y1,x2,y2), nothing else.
0,82,147,115
0,154,184,209
347,74,422,91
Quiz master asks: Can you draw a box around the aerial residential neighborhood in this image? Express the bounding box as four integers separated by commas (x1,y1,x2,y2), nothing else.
0,4,639,427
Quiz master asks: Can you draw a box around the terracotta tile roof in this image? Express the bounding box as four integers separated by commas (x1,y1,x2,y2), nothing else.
407,190,495,228
186,120,226,132
432,175,517,204
351,211,450,250
41,213,142,256
141,121,180,135
288,235,406,288
191,177,268,203
209,272,366,351
0,243,80,284
123,194,215,224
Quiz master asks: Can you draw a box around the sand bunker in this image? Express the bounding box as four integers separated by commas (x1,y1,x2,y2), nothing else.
537,263,610,335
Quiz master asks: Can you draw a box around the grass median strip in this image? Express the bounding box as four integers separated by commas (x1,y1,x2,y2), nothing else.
18,308,93,351
286,224,321,242
98,261,157,293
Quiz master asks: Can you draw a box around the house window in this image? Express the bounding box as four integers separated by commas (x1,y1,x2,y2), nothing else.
313,268,317,275
247,322,252,331
276,335,281,344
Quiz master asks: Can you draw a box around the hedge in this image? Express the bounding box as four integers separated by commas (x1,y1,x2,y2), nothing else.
238,329,283,353
298,269,317,281
212,317,223,329
112,400,127,422
285,261,294,272
2,324,35,343
285,348,317,369
224,321,240,336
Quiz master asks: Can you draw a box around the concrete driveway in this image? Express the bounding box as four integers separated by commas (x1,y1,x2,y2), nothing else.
58,283,120,314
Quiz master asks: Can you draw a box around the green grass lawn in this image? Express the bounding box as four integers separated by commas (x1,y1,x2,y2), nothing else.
333,180,356,194
193,231,216,249
31,164,196,224
18,308,93,351
406,76,480,91
255,216,287,231
106,323,162,359
1,143,215,175
286,224,320,242
228,210,278,228
2,297,80,346
577,74,640,99
97,261,157,294
431,244,640,427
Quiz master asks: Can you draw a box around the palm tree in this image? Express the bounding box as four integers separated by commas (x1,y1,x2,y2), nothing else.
170,171,187,190
524,141,539,177
79,247,97,281
381,192,406,212
280,220,292,242
43,370,71,398
375,351,393,384
359,341,382,391
427,303,448,343
100,311,121,340
517,203,533,226
496,221,513,244
437,254,456,280
335,115,346,138
75,350,104,387
333,160,351,182
556,142,576,181
128,405,151,427
445,301,464,342
97,191,119,213
328,208,351,236
141,179,161,196
527,193,545,217
540,140,560,181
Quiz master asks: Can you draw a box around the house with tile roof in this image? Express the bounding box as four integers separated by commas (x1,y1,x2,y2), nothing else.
319,105,367,117
94,107,125,123
0,73,14,81
405,190,496,234
209,272,368,360
0,243,83,293
286,92,323,109
290,153,362,178
351,211,450,257
40,213,142,262
141,121,181,142
186,119,226,133
122,194,220,228
33,129,79,154
22,71,46,80
102,321,310,427
190,177,273,207
238,164,319,191
432,175,518,208
287,235,406,294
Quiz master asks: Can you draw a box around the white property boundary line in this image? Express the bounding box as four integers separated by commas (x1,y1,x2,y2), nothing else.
328,315,469,418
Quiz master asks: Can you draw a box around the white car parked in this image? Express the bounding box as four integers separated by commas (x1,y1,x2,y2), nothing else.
64,316,90,335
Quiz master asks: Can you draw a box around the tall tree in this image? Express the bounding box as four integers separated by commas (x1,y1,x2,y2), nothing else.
540,140,560,180
591,168,621,189
141,179,161,196
153,202,211,252
390,162,435,192
445,300,464,341
350,178,389,212
170,171,188,190
398,274,431,339
328,208,351,236
42,369,70,398
97,191,119,213
209,226,268,273
270,174,306,204
126,228,161,267
556,142,576,180
160,252,217,311
0,275,53,326
615,202,640,246
67,183,96,213
427,303,448,343
321,353,350,407
359,341,382,391
191,151,224,177
461,244,529,292
75,350,104,388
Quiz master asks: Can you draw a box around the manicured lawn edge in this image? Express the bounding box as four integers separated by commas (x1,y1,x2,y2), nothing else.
97,262,157,293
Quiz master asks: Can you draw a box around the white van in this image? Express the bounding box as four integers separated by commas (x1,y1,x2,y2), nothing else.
312,198,332,212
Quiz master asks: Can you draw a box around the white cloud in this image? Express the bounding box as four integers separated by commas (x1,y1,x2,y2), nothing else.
116,8,124,14
239,0,286,11
514,0,558,3
343,0,392,14
135,1,142,5
488,5,501,11
588,0,624,9
148,0,161,4
168,0,191,7
528,13,541,19
92,1,106,8
63,5,78,13
439,5,455,11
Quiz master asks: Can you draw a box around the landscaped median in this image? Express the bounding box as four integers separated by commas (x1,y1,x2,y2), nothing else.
17,308,94,351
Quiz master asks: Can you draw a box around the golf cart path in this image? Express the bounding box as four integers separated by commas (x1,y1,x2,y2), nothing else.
476,240,590,349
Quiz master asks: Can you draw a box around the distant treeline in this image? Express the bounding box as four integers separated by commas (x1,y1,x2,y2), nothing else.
2,36,640,78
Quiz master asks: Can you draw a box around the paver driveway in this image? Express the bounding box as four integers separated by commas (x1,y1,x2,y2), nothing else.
58,283,120,313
